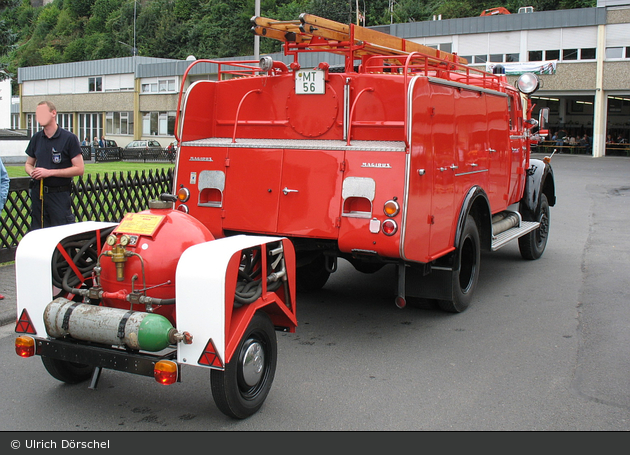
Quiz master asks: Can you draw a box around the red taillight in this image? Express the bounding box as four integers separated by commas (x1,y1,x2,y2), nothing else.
176,204,189,213
15,336,35,358
382,219,398,236
154,360,178,385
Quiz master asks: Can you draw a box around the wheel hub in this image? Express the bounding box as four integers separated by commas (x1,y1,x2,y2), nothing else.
241,340,265,387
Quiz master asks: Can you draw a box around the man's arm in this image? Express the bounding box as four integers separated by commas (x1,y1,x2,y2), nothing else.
25,156,36,178
28,154,85,180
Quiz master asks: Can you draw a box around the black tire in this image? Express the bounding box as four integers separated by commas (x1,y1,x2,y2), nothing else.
349,259,384,274
296,253,330,293
438,215,480,313
41,356,95,384
519,194,550,260
211,311,277,419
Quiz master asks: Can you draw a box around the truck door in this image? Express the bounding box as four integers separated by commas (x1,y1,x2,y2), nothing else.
486,92,512,212
277,149,344,238
426,83,458,257
222,148,283,234
403,79,457,263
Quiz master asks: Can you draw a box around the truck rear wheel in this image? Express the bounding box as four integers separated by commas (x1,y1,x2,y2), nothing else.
439,216,480,313
41,356,95,384
519,194,550,260
296,253,330,292
211,311,277,419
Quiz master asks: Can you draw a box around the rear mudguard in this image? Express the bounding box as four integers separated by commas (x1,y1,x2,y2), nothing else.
520,158,556,218
454,186,492,253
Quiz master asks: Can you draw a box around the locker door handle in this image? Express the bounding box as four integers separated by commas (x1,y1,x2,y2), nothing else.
282,187,299,195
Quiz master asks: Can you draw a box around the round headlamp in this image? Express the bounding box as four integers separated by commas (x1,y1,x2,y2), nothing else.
516,73,540,95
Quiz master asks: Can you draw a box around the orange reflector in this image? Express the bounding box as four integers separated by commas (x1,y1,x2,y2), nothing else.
154,360,178,385
383,200,400,217
15,336,35,358
177,187,190,202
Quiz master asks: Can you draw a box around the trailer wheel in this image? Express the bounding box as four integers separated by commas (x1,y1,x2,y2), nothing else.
41,356,95,384
439,216,480,313
296,253,330,292
519,194,550,260
211,311,277,419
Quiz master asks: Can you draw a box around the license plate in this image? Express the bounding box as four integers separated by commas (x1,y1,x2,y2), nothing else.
295,70,325,95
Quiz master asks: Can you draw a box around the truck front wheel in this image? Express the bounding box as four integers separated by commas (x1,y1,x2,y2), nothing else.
41,356,95,384
211,311,277,419
519,194,550,260
439,215,480,313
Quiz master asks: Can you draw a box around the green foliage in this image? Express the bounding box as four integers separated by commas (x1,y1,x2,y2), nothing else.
0,0,598,90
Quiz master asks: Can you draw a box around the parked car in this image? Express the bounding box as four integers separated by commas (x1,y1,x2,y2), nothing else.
124,140,163,159
124,140,161,150
103,139,118,148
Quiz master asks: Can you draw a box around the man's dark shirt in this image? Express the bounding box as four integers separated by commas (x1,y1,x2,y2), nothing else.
25,127,82,187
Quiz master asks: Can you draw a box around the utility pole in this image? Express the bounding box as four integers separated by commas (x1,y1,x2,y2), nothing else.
254,0,260,60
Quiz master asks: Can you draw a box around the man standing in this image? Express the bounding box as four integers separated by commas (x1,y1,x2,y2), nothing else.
25,101,84,230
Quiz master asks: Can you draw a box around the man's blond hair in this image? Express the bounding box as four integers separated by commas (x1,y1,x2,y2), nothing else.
37,100,57,112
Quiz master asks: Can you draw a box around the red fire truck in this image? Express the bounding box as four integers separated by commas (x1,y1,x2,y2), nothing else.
172,14,555,312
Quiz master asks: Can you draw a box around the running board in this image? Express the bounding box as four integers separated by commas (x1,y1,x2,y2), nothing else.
491,221,540,251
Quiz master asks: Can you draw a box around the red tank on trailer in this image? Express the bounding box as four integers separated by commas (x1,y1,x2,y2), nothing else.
98,204,215,324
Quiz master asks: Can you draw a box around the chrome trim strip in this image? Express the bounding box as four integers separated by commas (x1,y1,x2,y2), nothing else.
427,76,508,98
181,137,405,152
454,169,489,177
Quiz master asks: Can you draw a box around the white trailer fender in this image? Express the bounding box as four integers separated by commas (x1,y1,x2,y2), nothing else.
175,235,289,369
15,222,118,336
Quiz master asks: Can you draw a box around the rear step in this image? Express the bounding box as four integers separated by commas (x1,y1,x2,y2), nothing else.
491,221,540,251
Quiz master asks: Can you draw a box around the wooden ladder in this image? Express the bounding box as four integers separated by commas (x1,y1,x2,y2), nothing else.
251,13,468,65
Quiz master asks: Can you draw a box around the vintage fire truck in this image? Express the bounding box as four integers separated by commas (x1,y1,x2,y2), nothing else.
173,14,555,311
14,14,554,419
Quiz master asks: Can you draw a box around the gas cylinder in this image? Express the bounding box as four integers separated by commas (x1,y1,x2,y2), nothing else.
99,201,215,324
44,297,177,351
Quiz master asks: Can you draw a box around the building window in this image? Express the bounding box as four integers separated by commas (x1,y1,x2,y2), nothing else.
26,113,73,136
142,78,176,93
489,54,503,63
581,48,596,60
605,47,627,59
563,49,578,61
78,113,103,144
106,112,134,135
158,79,176,92
26,114,40,137
88,77,103,92
56,113,74,134
545,50,560,60
505,53,519,62
474,55,487,64
11,113,20,129
529,50,543,61
142,111,176,136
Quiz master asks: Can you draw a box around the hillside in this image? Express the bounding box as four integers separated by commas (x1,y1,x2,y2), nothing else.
0,0,596,90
